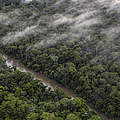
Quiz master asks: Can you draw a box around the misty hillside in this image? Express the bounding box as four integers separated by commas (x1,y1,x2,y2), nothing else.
0,0,120,64
0,0,120,119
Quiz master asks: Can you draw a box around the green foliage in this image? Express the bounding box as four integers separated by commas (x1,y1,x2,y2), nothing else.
0,0,21,11
41,112,63,120
0,93,30,120
0,0,120,119
27,112,39,120
66,113,81,120
0,57,101,120
2,39,120,119
88,115,101,120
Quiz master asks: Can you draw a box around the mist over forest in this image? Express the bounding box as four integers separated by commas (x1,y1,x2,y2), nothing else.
0,0,120,63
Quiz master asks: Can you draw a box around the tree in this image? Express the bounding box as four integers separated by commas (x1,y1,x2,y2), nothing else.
88,115,101,120
27,112,39,120
40,112,63,120
66,113,81,120
0,93,30,120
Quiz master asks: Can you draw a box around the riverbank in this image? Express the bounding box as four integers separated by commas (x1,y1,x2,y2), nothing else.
0,53,108,120
1,54,76,97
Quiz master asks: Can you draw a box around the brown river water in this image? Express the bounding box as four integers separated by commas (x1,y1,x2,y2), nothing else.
1,54,108,120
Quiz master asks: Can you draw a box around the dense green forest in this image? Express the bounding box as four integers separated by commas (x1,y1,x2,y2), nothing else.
0,0,120,119
0,57,102,120
2,35,120,119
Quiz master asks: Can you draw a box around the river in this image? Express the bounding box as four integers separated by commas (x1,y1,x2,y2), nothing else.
1,54,76,97
0,54,108,120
